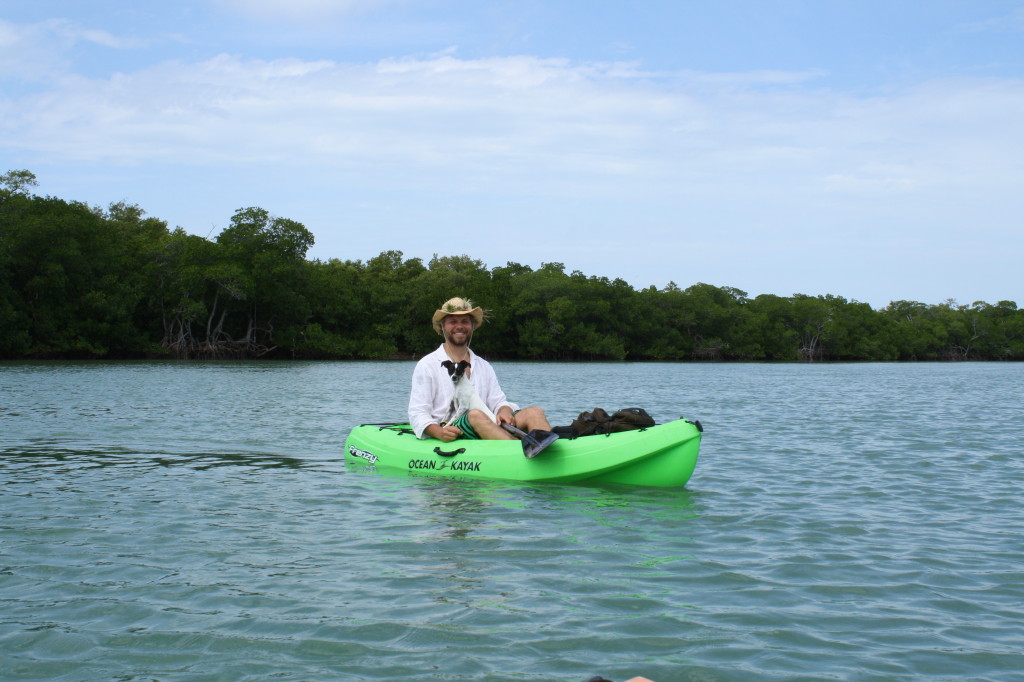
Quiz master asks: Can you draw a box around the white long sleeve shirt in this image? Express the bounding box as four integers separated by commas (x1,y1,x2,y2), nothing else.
408,344,518,438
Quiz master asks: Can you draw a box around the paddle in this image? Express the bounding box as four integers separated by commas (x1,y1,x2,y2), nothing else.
502,423,559,458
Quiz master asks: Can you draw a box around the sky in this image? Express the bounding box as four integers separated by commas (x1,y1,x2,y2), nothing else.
2,1,1023,309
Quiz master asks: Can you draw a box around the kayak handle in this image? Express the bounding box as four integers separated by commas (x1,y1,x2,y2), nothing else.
433,446,465,457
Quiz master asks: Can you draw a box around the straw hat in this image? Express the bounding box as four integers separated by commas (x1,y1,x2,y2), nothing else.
432,297,484,334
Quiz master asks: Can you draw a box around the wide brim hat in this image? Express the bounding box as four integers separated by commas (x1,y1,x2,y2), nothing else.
432,297,485,334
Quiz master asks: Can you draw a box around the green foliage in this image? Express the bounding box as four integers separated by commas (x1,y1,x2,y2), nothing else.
0,170,39,200
2,169,1022,361
1,193,158,356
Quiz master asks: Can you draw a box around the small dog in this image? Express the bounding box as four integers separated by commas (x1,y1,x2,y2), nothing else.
441,360,495,425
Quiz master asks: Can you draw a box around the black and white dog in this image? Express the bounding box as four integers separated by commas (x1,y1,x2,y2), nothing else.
440,359,494,425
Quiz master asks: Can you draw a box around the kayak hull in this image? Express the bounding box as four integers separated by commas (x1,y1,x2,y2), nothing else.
345,418,702,487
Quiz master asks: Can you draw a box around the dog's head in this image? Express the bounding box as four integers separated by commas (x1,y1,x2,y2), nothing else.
441,359,471,382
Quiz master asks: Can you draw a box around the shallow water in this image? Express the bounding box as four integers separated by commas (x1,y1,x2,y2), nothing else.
2,361,1023,680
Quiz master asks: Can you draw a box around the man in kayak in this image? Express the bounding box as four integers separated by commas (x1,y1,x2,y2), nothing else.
409,297,552,442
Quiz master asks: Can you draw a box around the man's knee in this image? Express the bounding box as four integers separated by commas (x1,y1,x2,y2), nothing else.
466,408,491,426
514,406,545,424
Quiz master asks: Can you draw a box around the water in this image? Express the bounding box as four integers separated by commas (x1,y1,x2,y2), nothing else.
2,360,1023,681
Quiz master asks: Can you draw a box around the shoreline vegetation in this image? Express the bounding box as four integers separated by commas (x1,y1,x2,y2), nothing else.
2,170,1022,362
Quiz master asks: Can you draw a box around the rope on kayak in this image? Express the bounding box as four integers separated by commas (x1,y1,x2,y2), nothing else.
360,423,415,435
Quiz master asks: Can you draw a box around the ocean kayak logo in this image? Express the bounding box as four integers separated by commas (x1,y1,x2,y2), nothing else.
348,446,378,464
408,459,481,472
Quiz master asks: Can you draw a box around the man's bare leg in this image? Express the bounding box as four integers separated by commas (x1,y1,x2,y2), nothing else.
511,406,551,433
466,409,514,439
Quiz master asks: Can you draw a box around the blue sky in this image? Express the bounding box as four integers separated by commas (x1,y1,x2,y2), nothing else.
3,1,1022,308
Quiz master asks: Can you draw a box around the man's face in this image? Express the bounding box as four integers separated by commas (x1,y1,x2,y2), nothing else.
442,314,474,345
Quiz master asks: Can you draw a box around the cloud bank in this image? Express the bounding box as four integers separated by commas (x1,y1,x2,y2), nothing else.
6,48,1021,202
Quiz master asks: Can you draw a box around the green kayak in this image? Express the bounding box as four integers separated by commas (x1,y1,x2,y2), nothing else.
344,418,702,487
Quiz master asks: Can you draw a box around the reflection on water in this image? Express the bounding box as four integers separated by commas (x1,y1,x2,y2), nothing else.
2,446,311,471
417,478,495,540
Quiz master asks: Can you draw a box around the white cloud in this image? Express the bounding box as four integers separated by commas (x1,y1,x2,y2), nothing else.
4,52,1021,206
214,0,399,21
0,18,145,82
0,19,68,80
955,7,1024,33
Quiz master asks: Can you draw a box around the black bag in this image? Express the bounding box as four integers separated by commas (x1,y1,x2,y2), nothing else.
569,407,655,437
607,407,656,432
570,407,611,437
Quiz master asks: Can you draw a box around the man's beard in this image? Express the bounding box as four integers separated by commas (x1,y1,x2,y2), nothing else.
445,331,471,347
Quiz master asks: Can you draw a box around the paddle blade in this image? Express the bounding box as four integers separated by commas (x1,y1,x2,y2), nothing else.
522,430,559,458
501,423,559,457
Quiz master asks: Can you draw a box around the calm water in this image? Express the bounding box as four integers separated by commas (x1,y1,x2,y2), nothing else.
2,360,1023,681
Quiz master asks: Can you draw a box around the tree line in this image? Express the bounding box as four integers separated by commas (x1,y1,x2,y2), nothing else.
2,170,1022,362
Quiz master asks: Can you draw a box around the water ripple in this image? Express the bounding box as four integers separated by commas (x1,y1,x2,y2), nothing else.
3,361,1024,680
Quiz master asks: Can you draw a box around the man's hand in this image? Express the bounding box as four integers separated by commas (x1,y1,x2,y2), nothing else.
496,406,515,427
429,423,463,442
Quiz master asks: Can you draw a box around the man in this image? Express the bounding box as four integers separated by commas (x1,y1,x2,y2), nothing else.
409,297,551,442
